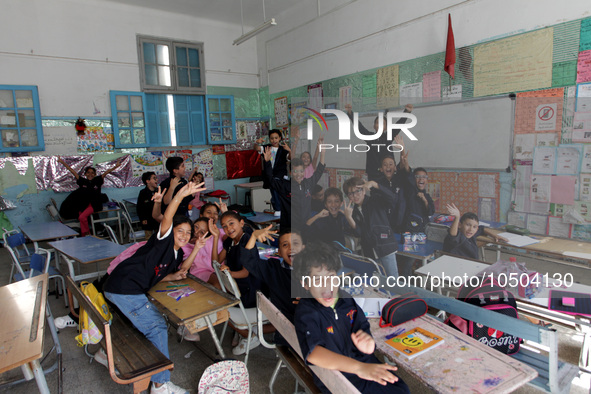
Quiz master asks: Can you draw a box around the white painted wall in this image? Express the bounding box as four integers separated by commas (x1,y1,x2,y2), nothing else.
257,0,591,93
0,0,259,116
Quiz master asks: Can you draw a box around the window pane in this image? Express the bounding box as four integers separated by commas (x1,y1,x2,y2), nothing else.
209,113,220,126
190,69,201,88
143,42,156,64
119,129,131,144
220,99,231,112
0,111,16,126
2,129,19,147
145,65,158,85
210,128,221,141
208,99,219,112
21,129,38,146
118,113,130,127
156,44,170,65
188,48,200,67
177,67,189,87
130,96,143,111
176,48,188,67
132,112,144,127
22,110,36,127
158,66,172,86
133,129,146,144
223,127,232,141
0,90,14,107
15,91,33,107
116,96,129,111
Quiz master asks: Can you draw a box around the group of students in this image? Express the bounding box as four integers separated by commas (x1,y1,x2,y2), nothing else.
54,105,510,394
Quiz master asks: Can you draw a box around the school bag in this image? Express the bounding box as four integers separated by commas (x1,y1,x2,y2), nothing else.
445,276,521,355
75,281,113,347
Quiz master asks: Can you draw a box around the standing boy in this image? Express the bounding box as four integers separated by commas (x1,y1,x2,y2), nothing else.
160,157,192,216
343,177,400,277
403,167,435,234
306,187,353,246
293,243,409,394
137,171,159,239
255,129,290,216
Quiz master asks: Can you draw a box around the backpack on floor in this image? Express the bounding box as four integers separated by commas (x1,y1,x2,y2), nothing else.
75,281,112,347
445,277,521,355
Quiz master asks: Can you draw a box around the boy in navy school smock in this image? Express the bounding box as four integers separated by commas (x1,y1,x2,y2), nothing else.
305,187,354,246
160,156,193,216
293,242,410,394
443,203,507,259
402,167,435,234
255,129,290,215
137,171,160,238
375,146,409,234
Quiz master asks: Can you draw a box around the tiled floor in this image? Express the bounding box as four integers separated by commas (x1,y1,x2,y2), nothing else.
0,244,590,393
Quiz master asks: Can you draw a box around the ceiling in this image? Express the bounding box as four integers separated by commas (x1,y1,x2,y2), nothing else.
103,0,297,27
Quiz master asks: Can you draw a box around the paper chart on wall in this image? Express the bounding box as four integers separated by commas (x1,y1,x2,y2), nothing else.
535,133,559,147
399,82,423,105
478,174,496,197
442,85,462,100
508,211,527,228
556,145,582,175
531,175,551,203
582,145,591,173
473,28,553,96
307,84,323,112
513,165,532,212
422,71,441,102
274,96,289,127
550,176,576,205
576,83,591,112
339,86,352,109
478,198,495,221
576,201,591,222
535,103,558,131
547,216,572,237
514,88,564,134
376,65,399,109
527,213,548,235
530,201,550,215
131,151,165,178
576,50,591,83
572,111,591,142
581,174,591,202
514,134,535,162
532,147,556,174
193,149,213,178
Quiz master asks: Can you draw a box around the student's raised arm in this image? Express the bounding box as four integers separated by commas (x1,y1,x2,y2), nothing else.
179,233,211,271
209,218,226,264
162,177,180,205
101,158,122,179
57,156,79,180
151,186,166,223
245,225,276,250
161,182,205,235
446,203,461,237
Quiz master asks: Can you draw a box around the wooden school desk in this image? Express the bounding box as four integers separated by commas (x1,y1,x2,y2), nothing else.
0,274,51,394
148,275,239,359
48,236,127,282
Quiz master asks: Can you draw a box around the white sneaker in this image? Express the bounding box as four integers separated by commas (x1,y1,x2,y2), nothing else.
151,381,189,394
93,348,109,369
177,326,200,342
273,211,281,217
55,315,77,329
232,334,260,356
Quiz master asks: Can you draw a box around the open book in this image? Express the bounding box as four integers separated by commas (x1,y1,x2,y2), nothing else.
385,327,444,359
496,232,539,247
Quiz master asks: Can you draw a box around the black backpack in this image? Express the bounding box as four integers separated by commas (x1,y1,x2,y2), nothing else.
446,277,521,355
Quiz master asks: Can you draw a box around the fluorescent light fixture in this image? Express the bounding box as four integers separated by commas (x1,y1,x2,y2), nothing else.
233,18,277,45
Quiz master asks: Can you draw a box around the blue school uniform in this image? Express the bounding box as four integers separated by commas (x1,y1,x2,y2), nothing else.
223,227,261,308
443,226,484,259
295,296,409,393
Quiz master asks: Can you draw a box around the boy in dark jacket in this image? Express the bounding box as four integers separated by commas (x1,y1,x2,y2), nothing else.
403,167,435,234
137,171,159,238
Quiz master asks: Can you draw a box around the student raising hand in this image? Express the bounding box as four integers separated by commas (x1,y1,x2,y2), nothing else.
176,181,206,199
214,198,228,213
446,203,460,218
151,186,167,203
208,218,220,238
263,146,273,162
250,224,277,244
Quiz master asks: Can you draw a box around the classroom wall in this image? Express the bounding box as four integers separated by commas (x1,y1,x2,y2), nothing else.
256,0,591,93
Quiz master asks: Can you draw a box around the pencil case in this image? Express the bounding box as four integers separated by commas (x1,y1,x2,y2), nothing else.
379,294,428,328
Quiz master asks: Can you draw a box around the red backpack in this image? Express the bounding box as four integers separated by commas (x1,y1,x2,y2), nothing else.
445,277,521,355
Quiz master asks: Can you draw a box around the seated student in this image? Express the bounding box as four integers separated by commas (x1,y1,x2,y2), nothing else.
293,242,409,394
240,227,305,345
180,217,220,288
403,167,435,234
255,129,290,216
343,177,400,278
310,184,325,213
160,156,192,216
57,156,121,236
104,182,205,394
210,211,262,354
443,203,507,259
137,171,160,239
306,187,354,246
188,169,205,211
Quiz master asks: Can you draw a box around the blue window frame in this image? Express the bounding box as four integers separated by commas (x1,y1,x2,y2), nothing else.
0,85,44,152
174,95,206,146
206,95,236,145
110,91,149,148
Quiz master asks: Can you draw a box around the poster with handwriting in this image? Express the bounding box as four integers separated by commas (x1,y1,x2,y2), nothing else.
422,71,441,102
514,88,563,134
474,28,553,96
376,65,399,109
576,49,591,83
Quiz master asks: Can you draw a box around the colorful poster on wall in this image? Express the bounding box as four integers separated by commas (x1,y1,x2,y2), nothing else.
163,150,194,174
274,96,289,127
307,83,323,112
474,28,553,96
290,101,307,125
77,126,115,153
576,49,591,83
376,65,399,109
422,71,441,102
514,88,563,134
131,151,165,178
193,149,213,178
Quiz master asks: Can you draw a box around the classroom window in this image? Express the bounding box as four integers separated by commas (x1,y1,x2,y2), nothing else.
110,91,207,148
0,85,44,152
206,95,236,145
137,36,206,95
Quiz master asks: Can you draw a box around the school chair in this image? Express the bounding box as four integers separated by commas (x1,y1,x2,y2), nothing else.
3,229,34,283
113,199,140,228
118,207,145,244
338,252,386,277
12,247,67,307
46,200,81,232
212,261,268,366
102,224,120,244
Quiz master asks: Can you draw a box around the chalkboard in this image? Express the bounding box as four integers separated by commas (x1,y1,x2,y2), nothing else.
320,96,514,171
35,126,77,156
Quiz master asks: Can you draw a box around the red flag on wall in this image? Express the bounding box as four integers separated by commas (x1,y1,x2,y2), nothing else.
444,14,456,79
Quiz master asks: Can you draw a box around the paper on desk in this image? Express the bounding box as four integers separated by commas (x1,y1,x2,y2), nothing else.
563,251,591,260
354,297,384,318
497,232,540,247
